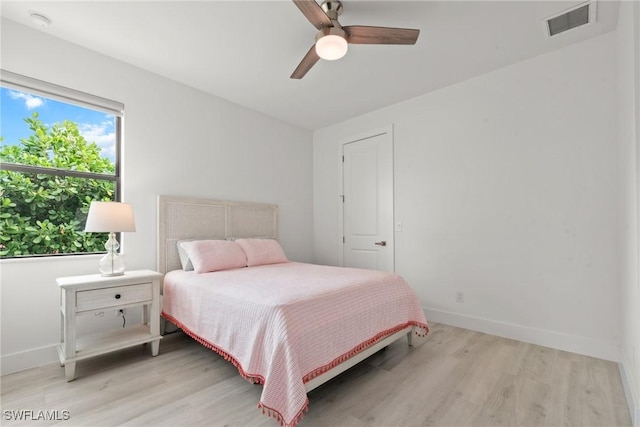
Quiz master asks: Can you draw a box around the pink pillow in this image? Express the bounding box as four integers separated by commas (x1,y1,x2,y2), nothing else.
181,240,247,273
236,238,288,267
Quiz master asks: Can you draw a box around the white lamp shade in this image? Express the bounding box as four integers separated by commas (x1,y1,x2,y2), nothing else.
315,34,348,60
84,202,136,232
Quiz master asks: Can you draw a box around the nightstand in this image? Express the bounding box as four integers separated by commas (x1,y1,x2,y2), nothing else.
56,269,163,381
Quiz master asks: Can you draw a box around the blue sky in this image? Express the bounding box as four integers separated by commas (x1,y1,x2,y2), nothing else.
0,87,116,163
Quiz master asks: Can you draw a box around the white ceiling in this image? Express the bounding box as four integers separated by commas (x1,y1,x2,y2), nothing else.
0,1,620,130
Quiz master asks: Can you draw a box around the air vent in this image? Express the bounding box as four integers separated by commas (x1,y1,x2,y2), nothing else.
545,1,596,37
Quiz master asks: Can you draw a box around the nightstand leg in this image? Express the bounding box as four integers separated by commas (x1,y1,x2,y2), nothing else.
65,362,76,382
150,278,161,357
59,310,64,354
63,289,77,377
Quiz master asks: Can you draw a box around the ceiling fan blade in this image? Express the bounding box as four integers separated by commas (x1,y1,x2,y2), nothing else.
291,44,321,79
344,26,420,45
293,0,332,30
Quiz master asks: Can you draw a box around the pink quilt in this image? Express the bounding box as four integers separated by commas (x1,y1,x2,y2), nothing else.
161,262,428,426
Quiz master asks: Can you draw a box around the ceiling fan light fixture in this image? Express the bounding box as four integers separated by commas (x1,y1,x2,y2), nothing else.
315,28,348,60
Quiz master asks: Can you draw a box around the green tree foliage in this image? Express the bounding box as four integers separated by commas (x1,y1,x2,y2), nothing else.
0,113,115,257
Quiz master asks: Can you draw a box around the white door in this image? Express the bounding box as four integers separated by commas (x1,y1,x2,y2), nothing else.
342,129,394,271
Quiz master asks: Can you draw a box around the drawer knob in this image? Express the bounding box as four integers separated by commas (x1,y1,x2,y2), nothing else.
115,294,121,299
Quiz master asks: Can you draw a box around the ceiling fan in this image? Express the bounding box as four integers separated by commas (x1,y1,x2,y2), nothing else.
291,0,420,79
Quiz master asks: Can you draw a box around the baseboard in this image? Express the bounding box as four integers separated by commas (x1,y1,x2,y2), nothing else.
619,351,640,427
425,307,619,362
1,344,58,376
0,310,621,376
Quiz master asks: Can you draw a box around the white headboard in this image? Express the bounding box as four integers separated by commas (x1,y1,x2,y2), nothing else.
157,195,279,274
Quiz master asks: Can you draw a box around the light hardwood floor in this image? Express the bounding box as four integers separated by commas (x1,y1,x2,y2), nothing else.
1,322,632,426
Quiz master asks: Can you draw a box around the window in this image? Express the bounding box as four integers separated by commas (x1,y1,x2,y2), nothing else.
0,70,124,258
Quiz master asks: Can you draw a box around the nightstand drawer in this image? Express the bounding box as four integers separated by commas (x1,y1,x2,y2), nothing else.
76,283,152,311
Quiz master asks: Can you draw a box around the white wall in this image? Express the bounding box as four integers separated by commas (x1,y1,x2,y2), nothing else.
616,1,640,424
0,19,313,374
314,32,620,361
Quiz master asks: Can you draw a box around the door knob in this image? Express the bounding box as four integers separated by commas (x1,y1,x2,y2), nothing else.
374,241,387,247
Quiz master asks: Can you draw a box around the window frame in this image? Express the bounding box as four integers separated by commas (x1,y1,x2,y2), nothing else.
0,70,125,258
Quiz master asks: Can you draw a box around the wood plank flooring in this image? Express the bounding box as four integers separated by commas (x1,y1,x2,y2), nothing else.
1,322,632,426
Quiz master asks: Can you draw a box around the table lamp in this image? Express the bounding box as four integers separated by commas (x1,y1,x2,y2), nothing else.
84,201,136,276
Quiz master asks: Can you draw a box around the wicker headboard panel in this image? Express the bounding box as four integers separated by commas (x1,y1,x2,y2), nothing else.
157,195,279,274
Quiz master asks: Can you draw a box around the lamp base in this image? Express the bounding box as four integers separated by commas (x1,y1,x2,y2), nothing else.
98,233,126,276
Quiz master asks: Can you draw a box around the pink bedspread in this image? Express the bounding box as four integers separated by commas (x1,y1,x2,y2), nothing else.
161,262,428,426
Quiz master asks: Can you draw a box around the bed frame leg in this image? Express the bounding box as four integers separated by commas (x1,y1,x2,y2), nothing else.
407,328,414,346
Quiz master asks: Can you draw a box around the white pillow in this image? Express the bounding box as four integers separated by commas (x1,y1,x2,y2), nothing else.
180,240,247,274
176,240,195,271
235,238,288,267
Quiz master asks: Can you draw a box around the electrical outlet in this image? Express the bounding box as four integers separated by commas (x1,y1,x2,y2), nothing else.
455,291,464,303
115,308,125,316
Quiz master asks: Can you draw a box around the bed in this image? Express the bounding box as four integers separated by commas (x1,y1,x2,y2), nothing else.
157,195,428,426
